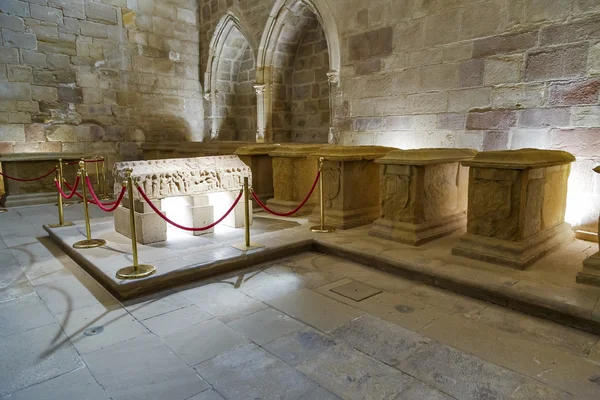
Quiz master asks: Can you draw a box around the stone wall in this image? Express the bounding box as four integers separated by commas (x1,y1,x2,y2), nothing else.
0,0,202,178
235,46,256,141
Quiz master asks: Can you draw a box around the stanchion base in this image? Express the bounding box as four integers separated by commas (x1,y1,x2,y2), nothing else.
48,222,75,228
99,195,112,201
232,242,265,251
56,202,75,207
310,225,336,233
116,264,156,279
0,209,7,213
73,238,106,249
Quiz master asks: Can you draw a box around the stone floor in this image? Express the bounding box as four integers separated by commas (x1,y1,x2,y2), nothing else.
1,204,600,399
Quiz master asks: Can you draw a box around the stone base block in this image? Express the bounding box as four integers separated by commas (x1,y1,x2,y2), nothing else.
265,198,317,217
578,253,600,287
114,205,167,245
452,222,574,270
319,206,380,230
207,192,252,228
370,213,467,246
162,196,214,236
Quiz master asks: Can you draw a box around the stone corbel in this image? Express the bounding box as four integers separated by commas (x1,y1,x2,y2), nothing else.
326,70,339,87
254,84,267,143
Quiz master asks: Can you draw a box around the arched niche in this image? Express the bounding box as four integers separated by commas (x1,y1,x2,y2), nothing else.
256,0,341,143
204,11,258,141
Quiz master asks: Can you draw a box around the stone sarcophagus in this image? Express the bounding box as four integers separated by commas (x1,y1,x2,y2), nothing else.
452,149,575,269
267,144,323,216
315,146,395,229
578,166,600,287
113,156,252,244
235,144,280,208
369,148,477,245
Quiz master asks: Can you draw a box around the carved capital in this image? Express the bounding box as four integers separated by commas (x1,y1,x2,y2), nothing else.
326,70,339,84
253,84,266,95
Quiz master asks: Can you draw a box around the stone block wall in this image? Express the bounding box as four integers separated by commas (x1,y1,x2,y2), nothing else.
235,46,256,141
0,0,202,181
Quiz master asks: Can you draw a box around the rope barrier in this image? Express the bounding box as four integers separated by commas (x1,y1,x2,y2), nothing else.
54,176,81,199
65,159,103,165
62,177,123,207
0,167,57,182
137,185,243,232
251,171,320,217
85,175,126,212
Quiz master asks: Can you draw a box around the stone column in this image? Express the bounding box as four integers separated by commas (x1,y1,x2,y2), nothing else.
578,166,600,287
314,146,393,229
267,144,323,216
235,144,280,208
452,149,575,270
370,148,477,245
254,84,266,143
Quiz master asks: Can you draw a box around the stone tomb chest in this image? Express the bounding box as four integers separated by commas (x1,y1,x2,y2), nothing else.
113,155,252,244
452,149,575,269
369,148,477,245
316,145,394,229
235,144,280,208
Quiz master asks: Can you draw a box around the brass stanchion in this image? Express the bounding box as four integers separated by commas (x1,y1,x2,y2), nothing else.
232,176,264,251
310,157,335,233
73,161,107,249
116,168,156,279
99,156,111,200
49,159,74,228
93,155,102,195
58,159,74,207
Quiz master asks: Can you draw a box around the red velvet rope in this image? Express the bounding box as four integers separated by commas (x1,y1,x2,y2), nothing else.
137,185,243,232
0,167,57,182
65,159,103,165
62,177,122,208
85,175,126,212
54,176,80,199
251,171,320,217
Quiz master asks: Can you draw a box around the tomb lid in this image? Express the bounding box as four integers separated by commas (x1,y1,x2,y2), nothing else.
269,144,324,157
0,153,91,162
235,144,280,155
376,148,477,165
315,145,396,161
462,149,575,169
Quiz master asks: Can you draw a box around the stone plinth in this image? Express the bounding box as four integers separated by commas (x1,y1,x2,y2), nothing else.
578,166,600,287
0,153,89,207
235,144,280,208
452,149,575,269
267,144,323,216
369,148,477,245
112,156,251,243
315,145,395,229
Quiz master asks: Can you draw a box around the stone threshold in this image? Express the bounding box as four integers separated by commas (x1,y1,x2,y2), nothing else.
45,222,600,335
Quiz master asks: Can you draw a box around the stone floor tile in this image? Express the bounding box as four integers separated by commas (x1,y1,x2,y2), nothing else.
179,282,268,322
0,293,55,337
55,302,149,355
589,341,600,364
297,344,414,399
142,304,213,337
360,268,418,294
0,238,7,250
296,386,343,399
0,265,35,302
266,288,364,332
398,381,456,400
123,292,192,321
0,249,18,269
34,274,116,315
405,283,489,315
187,389,226,400
263,263,342,289
228,307,305,345
195,343,316,400
329,280,382,301
3,366,109,400
222,270,284,292
468,304,599,356
331,314,430,366
242,272,306,302
83,334,209,400
162,318,247,366
0,323,83,397
263,327,337,367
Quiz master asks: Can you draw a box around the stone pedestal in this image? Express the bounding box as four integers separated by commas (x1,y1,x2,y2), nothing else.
315,146,394,229
235,144,280,208
206,191,252,228
370,148,477,245
578,166,600,287
162,195,215,236
452,149,575,269
115,199,167,244
267,144,323,216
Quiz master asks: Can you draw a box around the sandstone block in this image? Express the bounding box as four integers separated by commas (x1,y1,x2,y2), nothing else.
466,109,516,130
355,59,381,75
7,65,32,82
550,128,600,157
423,9,460,46
48,0,85,19
525,43,588,81
453,149,575,269
45,124,75,141
483,55,522,85
394,20,423,51
473,31,538,58
459,59,484,87
2,29,37,49
441,42,473,62
37,36,77,56
80,21,108,38
407,91,448,113
519,108,570,128
0,124,25,141
85,1,117,25
176,8,196,24
460,0,506,40
20,50,46,67
482,131,509,150
24,123,45,142
491,84,545,109
448,88,492,113
409,48,442,67
510,128,549,149
0,81,31,101
30,4,64,24
370,148,477,245
0,0,30,17
574,0,600,13
420,63,460,91
510,0,569,24
354,117,384,131
0,14,25,32
386,116,413,131
349,27,393,61
57,86,83,103
541,16,600,46
548,79,600,106
438,113,466,130
590,42,600,75
571,106,600,127
0,47,19,64
114,203,167,245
